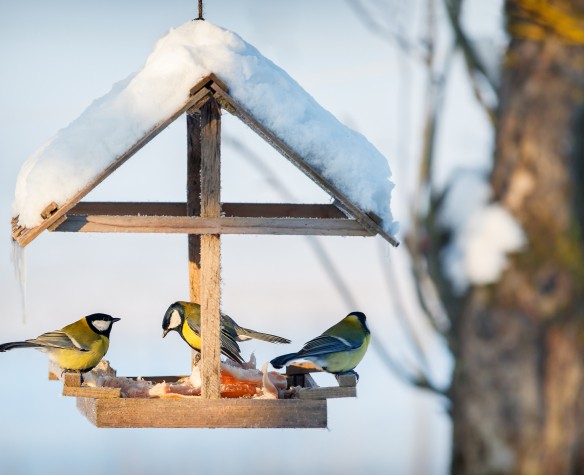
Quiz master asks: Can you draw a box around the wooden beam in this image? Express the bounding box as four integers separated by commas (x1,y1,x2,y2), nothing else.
12,74,217,247
76,397,328,428
296,385,357,400
187,92,203,368
209,82,399,247
199,97,222,400
187,94,202,306
61,202,349,219
52,215,374,236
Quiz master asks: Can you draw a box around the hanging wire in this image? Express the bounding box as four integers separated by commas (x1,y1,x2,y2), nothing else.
195,0,204,20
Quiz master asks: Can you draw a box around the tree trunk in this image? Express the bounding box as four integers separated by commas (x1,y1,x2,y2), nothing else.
450,1,584,473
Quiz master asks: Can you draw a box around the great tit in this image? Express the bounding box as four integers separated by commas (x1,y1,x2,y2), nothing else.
270,311,370,376
162,301,290,365
0,313,120,373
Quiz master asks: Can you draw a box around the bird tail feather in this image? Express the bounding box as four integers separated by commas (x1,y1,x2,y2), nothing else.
238,327,291,344
0,341,40,352
270,353,297,369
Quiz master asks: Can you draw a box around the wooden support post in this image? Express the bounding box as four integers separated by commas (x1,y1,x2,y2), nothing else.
187,101,203,368
198,97,222,399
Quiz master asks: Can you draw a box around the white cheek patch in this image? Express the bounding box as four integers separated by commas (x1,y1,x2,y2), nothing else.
92,320,111,332
169,310,182,329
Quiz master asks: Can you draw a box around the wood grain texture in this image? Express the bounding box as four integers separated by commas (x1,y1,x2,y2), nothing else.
199,98,222,400
76,397,328,428
201,235,221,399
187,102,202,307
62,202,348,219
63,386,122,399
296,386,357,400
52,215,372,236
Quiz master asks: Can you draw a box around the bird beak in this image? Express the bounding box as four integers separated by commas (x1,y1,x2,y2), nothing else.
112,317,121,323
162,329,169,338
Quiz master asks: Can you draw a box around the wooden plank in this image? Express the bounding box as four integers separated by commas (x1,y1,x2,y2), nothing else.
53,366,122,398
52,215,373,236
62,201,348,219
13,74,216,247
76,397,328,428
187,90,202,312
296,385,357,400
63,372,82,387
63,386,121,399
335,373,358,387
199,97,222,400
210,82,399,247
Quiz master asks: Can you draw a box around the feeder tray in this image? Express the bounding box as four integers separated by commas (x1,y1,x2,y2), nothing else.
49,362,357,428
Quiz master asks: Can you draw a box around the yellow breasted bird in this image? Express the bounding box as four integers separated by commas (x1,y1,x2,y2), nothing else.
0,314,120,373
270,311,370,377
162,301,290,365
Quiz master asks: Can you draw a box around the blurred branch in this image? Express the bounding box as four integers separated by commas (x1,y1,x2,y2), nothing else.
407,0,455,339
377,241,432,374
443,0,497,124
372,333,449,397
344,0,427,58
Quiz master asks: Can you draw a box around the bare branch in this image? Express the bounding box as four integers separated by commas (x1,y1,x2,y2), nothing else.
442,0,497,123
344,0,427,58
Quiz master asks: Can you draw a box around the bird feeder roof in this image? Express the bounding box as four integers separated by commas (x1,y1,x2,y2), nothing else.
11,20,399,247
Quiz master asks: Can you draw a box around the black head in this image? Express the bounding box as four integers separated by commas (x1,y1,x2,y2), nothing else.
162,302,185,338
86,313,120,337
348,311,369,334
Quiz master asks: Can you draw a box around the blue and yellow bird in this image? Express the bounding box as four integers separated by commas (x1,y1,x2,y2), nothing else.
162,301,291,365
270,311,370,377
0,313,120,373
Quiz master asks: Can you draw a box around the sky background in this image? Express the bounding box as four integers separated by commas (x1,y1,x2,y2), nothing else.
0,1,502,473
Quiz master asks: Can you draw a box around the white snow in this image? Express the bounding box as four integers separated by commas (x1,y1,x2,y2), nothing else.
13,20,398,237
439,172,526,293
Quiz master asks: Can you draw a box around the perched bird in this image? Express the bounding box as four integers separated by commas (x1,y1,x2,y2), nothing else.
0,313,120,373
270,311,370,377
162,301,290,365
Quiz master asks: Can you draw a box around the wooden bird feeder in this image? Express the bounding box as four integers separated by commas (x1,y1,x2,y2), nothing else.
13,74,398,428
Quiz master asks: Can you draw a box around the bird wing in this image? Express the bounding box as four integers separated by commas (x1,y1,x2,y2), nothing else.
296,335,358,358
27,331,90,352
186,315,243,364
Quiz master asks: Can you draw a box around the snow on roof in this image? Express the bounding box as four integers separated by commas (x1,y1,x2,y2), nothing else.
13,20,398,237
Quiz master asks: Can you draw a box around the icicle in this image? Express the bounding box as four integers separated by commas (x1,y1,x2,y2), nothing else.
11,240,27,323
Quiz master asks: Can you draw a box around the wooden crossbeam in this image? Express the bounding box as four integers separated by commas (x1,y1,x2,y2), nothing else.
61,201,348,219
50,202,372,236
52,215,373,236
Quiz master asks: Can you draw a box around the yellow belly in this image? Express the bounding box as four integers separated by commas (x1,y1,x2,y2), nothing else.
46,338,109,372
181,322,202,351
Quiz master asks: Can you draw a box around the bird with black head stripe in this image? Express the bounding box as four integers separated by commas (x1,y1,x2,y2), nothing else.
0,313,120,373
